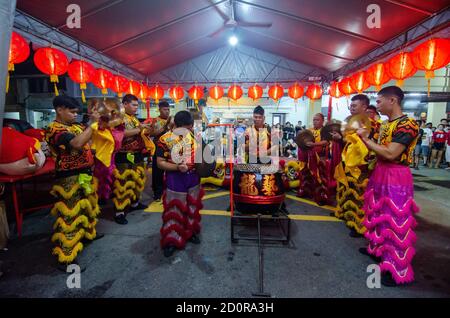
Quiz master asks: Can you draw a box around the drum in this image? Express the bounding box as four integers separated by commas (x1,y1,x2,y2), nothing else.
232,164,285,214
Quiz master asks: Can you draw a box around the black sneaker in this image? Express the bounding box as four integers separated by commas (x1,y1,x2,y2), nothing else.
130,202,147,211
83,232,105,245
188,234,201,244
163,246,176,257
349,228,363,238
381,272,397,287
359,247,380,263
114,214,128,225
92,233,105,240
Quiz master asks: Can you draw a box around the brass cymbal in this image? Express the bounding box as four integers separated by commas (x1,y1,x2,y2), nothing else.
321,121,342,141
341,114,371,135
296,129,315,150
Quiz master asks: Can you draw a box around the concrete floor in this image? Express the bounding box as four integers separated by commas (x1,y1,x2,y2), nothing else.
0,167,449,298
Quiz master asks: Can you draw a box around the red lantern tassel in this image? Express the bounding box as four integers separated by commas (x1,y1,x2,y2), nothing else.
425,71,435,98
50,74,59,96
80,83,87,103
6,72,10,93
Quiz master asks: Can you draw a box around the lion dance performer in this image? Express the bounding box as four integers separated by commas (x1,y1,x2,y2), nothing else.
45,96,101,268
358,86,419,286
334,94,379,237
89,98,125,205
144,101,172,202
157,111,204,257
112,94,154,224
297,113,331,205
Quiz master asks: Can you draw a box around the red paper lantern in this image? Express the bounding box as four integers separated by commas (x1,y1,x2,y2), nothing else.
209,84,224,101
338,77,354,96
305,84,323,100
386,52,416,87
350,71,370,93
149,84,165,104
412,38,450,96
33,47,69,96
228,84,243,101
68,60,95,103
169,85,184,103
366,63,390,91
328,81,343,98
127,80,141,97
247,84,263,101
412,38,450,78
92,68,114,96
188,85,204,105
7,32,30,93
288,82,304,101
111,75,129,97
268,84,284,102
8,32,29,71
139,84,150,101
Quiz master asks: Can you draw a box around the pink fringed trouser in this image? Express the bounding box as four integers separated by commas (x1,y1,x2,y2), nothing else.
160,171,204,250
362,161,420,284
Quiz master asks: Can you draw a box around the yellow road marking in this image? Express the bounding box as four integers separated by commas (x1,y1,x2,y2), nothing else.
144,190,340,222
285,194,337,212
144,203,340,222
203,191,229,200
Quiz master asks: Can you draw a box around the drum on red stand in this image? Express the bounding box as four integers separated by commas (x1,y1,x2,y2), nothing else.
232,164,285,214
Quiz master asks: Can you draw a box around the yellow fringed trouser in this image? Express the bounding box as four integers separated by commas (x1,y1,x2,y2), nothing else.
112,162,147,212
335,168,368,234
50,175,99,264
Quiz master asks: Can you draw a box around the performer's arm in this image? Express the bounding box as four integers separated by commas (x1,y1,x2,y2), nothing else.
357,128,406,161
69,110,100,150
157,157,188,172
124,127,141,137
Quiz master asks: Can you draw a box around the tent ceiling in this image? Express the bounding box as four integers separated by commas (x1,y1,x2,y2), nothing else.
16,0,450,78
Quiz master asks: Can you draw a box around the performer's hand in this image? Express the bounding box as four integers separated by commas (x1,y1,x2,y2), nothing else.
178,162,189,173
90,110,100,123
357,128,369,140
330,132,342,140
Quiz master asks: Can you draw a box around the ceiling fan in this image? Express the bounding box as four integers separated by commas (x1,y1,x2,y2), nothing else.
208,0,272,38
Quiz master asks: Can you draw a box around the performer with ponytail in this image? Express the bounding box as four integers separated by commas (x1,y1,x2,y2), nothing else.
45,95,102,269
358,86,419,286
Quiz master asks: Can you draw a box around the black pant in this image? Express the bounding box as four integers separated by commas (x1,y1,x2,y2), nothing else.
152,153,164,199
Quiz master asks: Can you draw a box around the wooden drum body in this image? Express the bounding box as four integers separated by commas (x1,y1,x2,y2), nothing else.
232,164,285,214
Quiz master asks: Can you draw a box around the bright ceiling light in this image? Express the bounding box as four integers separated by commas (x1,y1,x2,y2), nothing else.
229,35,238,46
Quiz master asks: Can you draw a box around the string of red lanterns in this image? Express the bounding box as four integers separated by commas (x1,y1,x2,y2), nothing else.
5,32,450,104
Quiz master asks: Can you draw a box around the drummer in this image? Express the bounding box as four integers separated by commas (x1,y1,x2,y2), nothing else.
242,106,287,213
244,105,279,164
